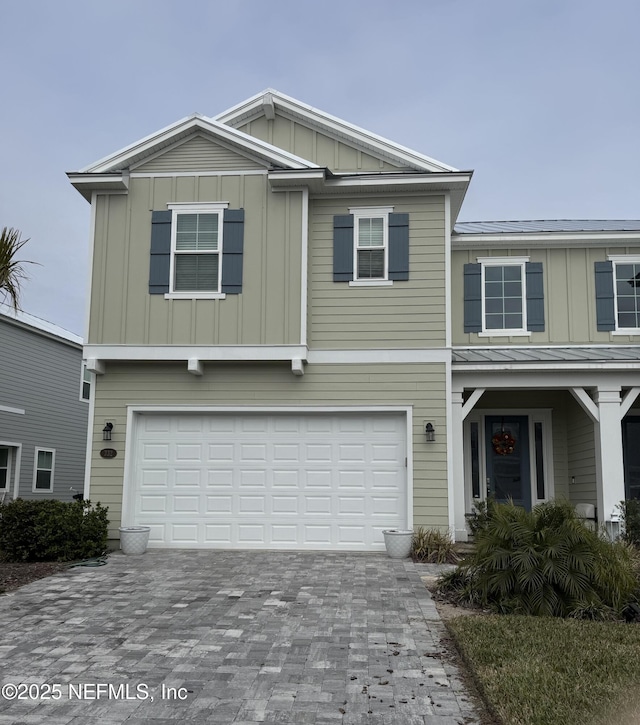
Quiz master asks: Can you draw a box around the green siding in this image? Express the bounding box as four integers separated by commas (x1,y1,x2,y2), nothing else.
453,246,640,345
309,195,447,348
88,177,303,346
133,134,264,172
566,395,597,509
89,361,449,538
237,115,407,172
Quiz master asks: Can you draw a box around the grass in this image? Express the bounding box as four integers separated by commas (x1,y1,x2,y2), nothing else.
448,614,640,725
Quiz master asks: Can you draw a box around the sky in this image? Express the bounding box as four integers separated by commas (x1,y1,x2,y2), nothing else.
1,0,639,336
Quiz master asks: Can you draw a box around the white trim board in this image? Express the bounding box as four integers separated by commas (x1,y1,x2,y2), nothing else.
0,404,25,415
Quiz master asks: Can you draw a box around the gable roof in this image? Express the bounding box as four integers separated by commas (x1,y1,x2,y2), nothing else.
215,89,460,174
0,303,82,347
76,113,320,175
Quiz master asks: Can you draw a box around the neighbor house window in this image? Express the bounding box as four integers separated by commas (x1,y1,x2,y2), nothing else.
351,207,392,282
613,260,640,330
0,448,8,490
168,203,228,296
33,448,55,492
81,364,92,401
481,258,528,334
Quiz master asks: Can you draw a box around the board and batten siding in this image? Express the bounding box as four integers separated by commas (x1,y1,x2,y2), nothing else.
0,321,88,500
237,115,406,172
453,246,640,345
89,361,448,539
308,195,447,349
89,176,303,346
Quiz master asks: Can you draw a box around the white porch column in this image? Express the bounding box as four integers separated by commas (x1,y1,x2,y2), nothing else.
594,386,625,526
451,390,468,542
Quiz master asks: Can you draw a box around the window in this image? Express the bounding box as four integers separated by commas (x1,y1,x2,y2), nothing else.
33,448,55,492
614,259,640,330
81,364,92,401
0,447,9,491
463,258,544,335
353,210,389,281
170,205,225,295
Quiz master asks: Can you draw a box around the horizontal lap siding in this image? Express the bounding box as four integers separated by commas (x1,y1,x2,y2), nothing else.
452,246,640,344
89,179,302,346
0,322,87,500
566,396,597,509
310,196,446,349
91,362,448,537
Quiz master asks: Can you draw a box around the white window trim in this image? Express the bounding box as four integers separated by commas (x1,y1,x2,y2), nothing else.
33,447,55,493
80,363,93,402
476,256,530,336
0,446,10,491
166,202,228,298
607,255,640,335
349,206,393,283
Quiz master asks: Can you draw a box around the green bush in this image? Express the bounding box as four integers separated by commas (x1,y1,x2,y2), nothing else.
619,499,640,547
411,526,459,564
0,499,109,562
438,500,637,618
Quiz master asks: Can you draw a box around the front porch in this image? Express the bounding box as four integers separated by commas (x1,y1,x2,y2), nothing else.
451,347,640,541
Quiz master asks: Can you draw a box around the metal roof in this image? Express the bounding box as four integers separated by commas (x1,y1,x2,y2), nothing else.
453,220,640,235
453,347,640,364
0,303,82,346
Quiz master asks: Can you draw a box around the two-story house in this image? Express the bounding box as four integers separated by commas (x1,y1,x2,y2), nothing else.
0,303,90,502
68,90,640,548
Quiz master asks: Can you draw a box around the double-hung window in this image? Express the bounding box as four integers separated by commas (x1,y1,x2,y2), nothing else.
351,207,392,283
611,257,640,332
33,448,55,492
481,259,528,334
168,203,227,297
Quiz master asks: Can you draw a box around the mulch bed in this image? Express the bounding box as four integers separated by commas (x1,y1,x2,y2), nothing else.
0,561,67,593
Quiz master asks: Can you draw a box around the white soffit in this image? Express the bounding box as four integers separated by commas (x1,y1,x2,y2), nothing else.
214,89,461,174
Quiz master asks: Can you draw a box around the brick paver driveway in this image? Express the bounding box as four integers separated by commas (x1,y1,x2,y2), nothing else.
0,551,481,724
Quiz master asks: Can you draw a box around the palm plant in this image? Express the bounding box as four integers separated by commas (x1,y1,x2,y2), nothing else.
0,227,32,310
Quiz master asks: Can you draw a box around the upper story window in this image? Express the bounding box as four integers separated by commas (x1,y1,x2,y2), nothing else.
148,204,244,299
170,204,226,296
333,208,409,285
80,363,92,401
464,257,545,335
614,260,640,330
597,256,640,333
482,260,527,334
352,208,391,282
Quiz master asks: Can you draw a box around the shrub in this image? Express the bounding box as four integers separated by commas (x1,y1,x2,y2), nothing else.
466,497,496,537
0,499,109,562
411,527,459,564
619,499,640,547
438,500,638,618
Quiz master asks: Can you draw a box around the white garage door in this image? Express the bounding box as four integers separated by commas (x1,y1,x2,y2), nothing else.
129,412,407,550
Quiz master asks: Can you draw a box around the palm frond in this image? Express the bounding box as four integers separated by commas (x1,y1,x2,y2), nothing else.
0,227,34,310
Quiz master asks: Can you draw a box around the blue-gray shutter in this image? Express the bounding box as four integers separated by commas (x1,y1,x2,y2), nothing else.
525,262,545,331
464,263,482,332
388,213,409,281
333,215,354,282
221,209,244,294
149,210,172,294
595,260,615,331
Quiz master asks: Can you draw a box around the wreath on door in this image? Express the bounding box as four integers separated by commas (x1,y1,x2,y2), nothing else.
492,430,516,455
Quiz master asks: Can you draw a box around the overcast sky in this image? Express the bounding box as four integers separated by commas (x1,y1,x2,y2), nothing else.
1,0,638,336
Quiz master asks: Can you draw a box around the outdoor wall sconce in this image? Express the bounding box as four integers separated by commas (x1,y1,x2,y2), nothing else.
103,422,113,441
425,422,435,442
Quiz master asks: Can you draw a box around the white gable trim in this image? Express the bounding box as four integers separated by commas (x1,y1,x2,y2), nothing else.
78,114,319,174
215,89,459,174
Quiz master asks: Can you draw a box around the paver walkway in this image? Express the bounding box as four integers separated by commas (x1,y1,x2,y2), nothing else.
0,551,481,724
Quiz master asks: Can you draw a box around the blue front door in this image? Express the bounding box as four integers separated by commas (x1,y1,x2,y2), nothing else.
485,416,531,510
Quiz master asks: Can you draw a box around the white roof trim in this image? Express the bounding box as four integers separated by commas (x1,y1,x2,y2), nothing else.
214,89,459,174
77,113,319,174
453,231,640,248
0,303,82,346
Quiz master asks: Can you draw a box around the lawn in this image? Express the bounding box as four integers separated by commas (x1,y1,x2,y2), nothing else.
448,614,640,725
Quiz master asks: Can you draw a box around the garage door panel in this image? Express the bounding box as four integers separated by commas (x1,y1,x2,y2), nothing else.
131,412,406,550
